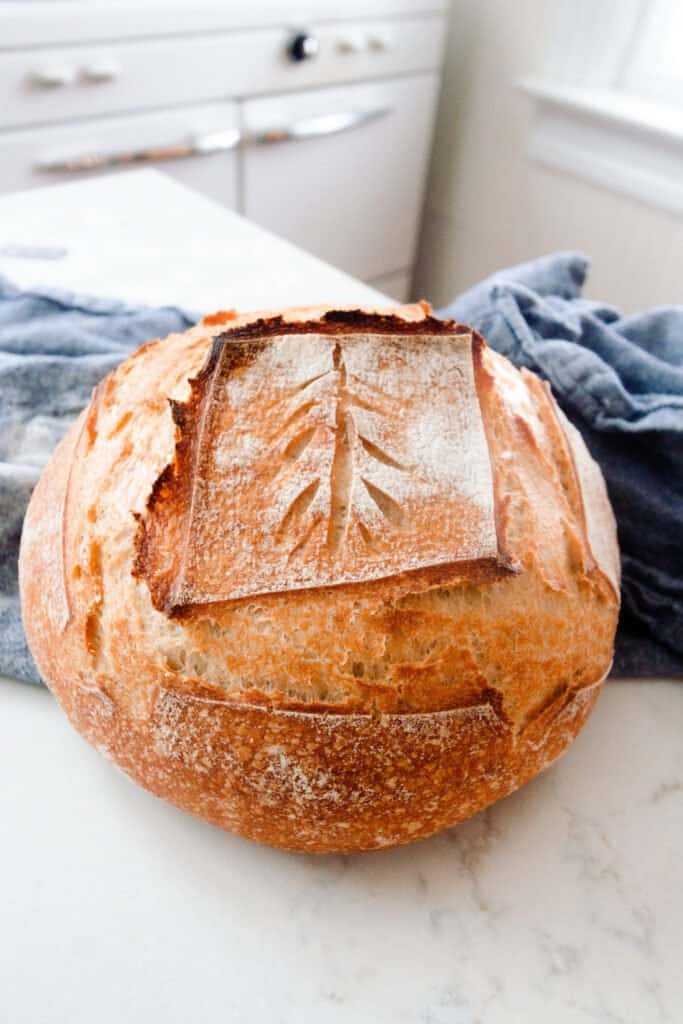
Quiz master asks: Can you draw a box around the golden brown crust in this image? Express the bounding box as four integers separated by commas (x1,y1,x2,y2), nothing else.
19,302,620,853
27,660,604,853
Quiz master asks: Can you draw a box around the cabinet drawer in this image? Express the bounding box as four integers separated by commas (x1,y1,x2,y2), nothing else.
0,16,446,130
242,74,439,283
0,102,239,206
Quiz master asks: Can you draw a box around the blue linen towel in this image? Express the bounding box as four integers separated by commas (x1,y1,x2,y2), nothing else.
0,274,196,683
438,253,683,677
1,254,681,683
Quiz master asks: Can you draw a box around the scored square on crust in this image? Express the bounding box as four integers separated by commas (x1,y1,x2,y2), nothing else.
135,313,499,613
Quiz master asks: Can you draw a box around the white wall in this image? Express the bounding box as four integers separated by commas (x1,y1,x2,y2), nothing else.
414,0,683,313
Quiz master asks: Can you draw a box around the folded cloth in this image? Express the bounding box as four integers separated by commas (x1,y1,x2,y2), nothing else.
438,253,683,677
0,274,196,683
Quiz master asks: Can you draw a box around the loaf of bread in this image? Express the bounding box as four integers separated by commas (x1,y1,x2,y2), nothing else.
19,303,619,852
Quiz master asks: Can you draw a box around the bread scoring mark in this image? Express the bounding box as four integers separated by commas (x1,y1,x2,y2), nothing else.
287,514,321,563
327,342,354,552
361,479,404,529
358,436,405,470
107,410,132,439
276,480,321,540
85,607,103,662
357,521,375,549
296,368,331,392
273,340,409,557
135,312,506,614
282,426,317,462
326,342,408,553
281,400,316,431
470,338,523,575
59,377,111,631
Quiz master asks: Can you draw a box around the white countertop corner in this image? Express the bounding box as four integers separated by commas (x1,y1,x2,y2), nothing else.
0,169,388,315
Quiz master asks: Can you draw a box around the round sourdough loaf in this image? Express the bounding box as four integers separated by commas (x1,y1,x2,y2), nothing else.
19,302,619,852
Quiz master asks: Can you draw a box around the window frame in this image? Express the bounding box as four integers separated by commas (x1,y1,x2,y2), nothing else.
519,0,683,216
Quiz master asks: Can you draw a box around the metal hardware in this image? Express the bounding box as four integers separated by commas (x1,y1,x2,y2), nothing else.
81,59,121,84
288,31,319,62
35,127,241,173
28,64,77,88
367,34,390,52
336,35,362,55
35,108,390,174
249,107,391,145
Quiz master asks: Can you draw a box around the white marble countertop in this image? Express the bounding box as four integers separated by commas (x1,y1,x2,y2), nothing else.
1,171,681,1024
0,169,385,313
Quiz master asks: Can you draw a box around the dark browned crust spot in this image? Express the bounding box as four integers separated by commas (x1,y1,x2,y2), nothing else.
213,309,463,345
202,309,237,327
84,375,114,451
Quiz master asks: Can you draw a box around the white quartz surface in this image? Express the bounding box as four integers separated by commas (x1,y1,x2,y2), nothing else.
0,169,386,314
1,680,682,1024
1,170,681,1023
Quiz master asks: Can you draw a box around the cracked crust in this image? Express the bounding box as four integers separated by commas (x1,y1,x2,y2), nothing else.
19,302,619,852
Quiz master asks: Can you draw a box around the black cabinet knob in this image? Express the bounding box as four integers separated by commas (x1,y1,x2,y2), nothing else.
289,31,319,62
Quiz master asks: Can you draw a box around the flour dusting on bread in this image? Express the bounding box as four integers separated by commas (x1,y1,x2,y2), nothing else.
136,318,500,613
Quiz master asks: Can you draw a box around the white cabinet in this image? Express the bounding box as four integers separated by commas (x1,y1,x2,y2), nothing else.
0,103,240,205
0,5,447,291
241,75,439,283
0,18,445,131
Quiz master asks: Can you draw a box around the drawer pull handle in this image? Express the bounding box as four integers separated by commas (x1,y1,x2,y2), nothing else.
81,59,121,84
28,64,77,89
35,128,241,173
249,107,391,145
35,109,389,175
